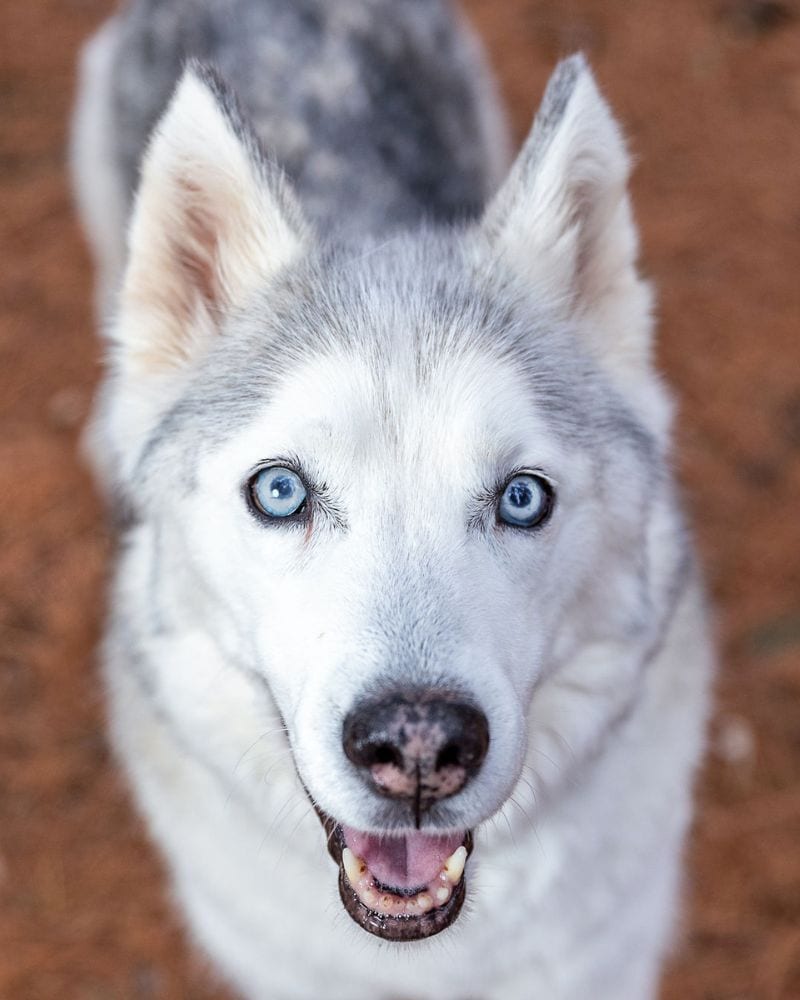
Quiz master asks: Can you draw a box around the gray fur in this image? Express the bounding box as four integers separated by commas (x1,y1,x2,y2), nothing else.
486,52,586,238
520,54,586,174
133,229,660,506
110,0,503,235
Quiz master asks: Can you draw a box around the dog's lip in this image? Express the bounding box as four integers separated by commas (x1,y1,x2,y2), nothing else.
317,810,473,942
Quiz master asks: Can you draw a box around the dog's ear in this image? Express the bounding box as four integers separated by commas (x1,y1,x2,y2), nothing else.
483,55,653,378
115,63,307,375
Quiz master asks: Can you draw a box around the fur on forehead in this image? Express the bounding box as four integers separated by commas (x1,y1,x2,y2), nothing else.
130,229,660,499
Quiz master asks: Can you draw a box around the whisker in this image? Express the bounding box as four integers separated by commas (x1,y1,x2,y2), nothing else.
234,727,289,774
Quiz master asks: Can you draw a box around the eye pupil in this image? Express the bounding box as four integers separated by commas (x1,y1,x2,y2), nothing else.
508,483,532,508
270,476,294,499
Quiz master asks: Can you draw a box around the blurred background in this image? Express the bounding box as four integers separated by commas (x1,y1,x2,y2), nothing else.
1,0,799,997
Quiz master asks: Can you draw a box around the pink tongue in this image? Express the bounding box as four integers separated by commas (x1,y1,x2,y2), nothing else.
342,826,464,890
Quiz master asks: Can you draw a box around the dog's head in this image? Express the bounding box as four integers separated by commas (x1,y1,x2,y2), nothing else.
96,57,675,941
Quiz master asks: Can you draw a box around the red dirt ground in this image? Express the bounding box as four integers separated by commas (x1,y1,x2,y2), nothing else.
1,1,799,997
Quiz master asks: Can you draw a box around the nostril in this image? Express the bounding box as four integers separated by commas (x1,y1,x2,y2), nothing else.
372,743,403,768
438,704,490,778
435,742,462,771
342,707,406,771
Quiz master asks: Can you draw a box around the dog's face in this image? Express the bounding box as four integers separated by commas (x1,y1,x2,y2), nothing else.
98,58,672,941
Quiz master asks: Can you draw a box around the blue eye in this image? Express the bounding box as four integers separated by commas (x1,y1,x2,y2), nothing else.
497,473,554,529
248,466,308,519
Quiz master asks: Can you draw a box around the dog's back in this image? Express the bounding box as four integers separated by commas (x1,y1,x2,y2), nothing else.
73,0,508,313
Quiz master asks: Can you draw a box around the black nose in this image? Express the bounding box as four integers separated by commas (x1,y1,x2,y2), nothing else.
342,691,490,824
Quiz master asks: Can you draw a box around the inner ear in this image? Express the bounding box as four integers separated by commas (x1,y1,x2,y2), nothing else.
116,64,309,377
482,56,652,373
179,179,225,311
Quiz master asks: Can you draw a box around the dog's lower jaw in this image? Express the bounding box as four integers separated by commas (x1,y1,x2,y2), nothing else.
320,811,473,941
338,865,468,942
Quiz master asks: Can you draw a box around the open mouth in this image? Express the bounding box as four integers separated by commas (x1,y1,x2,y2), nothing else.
319,812,473,941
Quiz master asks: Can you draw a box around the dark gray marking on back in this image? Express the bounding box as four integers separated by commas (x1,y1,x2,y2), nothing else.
110,0,499,236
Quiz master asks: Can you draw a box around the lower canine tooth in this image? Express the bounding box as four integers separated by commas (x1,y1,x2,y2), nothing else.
443,845,468,884
342,848,367,886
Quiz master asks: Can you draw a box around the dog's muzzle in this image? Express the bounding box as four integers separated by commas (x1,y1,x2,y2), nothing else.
316,690,489,942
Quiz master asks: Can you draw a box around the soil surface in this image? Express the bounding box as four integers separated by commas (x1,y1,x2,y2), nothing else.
1,1,799,998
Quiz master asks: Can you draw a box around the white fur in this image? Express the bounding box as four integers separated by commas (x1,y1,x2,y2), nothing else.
103,336,712,997
74,26,712,1000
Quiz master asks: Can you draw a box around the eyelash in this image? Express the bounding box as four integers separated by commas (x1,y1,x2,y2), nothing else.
469,470,556,530
244,460,347,531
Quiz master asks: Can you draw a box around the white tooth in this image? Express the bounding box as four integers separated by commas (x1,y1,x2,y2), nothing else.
443,845,467,884
436,885,451,904
417,893,433,911
342,848,367,886
361,887,377,907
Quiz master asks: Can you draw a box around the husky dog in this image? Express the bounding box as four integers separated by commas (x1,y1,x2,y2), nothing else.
72,1,712,997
